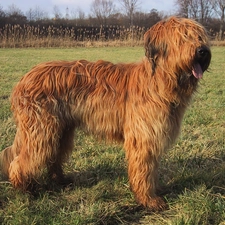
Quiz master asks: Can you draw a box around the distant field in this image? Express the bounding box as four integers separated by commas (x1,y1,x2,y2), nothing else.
0,47,225,225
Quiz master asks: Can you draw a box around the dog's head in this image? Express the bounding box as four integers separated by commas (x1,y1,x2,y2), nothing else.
144,17,211,80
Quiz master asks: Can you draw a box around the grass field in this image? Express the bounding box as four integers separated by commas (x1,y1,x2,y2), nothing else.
0,47,225,225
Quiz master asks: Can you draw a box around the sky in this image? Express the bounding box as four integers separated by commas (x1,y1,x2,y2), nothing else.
0,0,176,18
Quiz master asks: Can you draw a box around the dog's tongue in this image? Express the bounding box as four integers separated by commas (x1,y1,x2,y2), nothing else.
192,63,203,79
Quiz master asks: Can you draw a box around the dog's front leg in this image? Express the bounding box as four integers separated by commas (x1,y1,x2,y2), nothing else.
124,138,167,211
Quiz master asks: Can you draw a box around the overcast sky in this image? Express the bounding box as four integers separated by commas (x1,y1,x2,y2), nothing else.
0,0,176,17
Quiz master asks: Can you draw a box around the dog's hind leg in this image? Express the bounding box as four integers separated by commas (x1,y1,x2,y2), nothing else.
47,126,76,185
0,129,23,179
8,111,62,190
0,146,14,179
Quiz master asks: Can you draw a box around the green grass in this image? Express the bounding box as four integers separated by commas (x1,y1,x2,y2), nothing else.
0,47,225,225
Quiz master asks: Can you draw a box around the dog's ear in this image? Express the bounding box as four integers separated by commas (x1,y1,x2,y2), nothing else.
144,30,167,75
144,30,159,75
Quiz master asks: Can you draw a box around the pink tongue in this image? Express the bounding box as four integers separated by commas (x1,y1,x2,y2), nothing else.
192,63,203,79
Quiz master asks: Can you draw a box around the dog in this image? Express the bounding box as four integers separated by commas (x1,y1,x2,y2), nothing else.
0,17,211,211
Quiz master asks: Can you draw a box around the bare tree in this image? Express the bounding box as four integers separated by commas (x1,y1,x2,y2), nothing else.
6,4,27,24
53,5,62,20
6,4,23,16
91,0,116,25
0,5,6,26
70,7,85,20
26,6,48,21
77,8,85,20
175,0,191,17
119,0,140,25
26,8,35,21
198,0,213,23
70,7,86,25
0,5,5,17
175,0,213,23
211,0,225,40
190,0,199,18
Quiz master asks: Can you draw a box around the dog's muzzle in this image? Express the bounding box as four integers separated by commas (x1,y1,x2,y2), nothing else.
192,46,211,79
197,46,211,69
197,46,211,60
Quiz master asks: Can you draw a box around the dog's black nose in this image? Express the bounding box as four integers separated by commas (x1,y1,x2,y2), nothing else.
197,47,209,57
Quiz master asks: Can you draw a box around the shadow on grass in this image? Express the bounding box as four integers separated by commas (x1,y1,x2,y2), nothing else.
27,163,161,224
94,205,149,225
1,153,225,224
160,154,225,199
40,162,128,191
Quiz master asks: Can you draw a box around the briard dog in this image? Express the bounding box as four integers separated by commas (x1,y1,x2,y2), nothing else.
0,17,211,211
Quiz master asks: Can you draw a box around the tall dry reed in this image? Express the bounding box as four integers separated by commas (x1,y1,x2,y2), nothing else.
0,24,146,48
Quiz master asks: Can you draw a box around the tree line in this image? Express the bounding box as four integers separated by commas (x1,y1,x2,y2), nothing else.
0,0,224,40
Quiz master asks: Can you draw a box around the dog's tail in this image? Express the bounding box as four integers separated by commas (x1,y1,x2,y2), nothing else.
0,146,14,179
